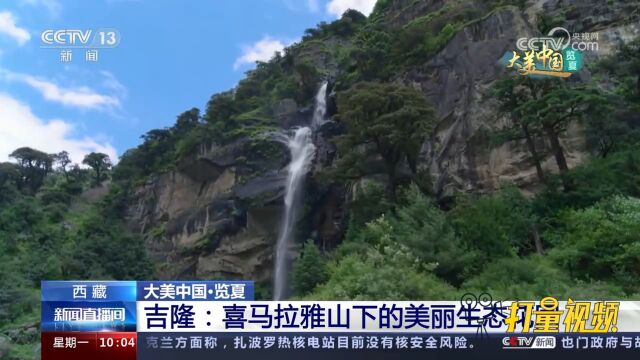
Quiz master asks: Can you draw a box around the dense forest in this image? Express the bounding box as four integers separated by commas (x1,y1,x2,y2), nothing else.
1,0,639,358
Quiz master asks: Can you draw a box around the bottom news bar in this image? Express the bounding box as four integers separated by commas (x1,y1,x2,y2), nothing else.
40,332,640,360
135,332,640,360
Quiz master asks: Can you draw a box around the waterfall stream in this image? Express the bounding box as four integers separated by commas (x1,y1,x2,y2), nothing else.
273,82,327,300
311,81,328,129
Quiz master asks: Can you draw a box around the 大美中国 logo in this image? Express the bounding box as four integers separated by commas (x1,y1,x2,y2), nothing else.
499,26,599,78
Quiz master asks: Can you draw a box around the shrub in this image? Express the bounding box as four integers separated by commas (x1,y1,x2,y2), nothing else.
546,195,640,294
533,151,640,217
307,246,456,300
391,186,478,284
449,186,533,260
462,255,627,300
292,240,328,296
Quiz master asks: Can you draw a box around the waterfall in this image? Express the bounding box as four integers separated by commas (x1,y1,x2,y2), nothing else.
273,82,327,300
311,81,328,129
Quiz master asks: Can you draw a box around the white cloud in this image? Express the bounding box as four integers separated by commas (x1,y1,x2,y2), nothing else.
20,0,62,18
100,70,128,99
326,0,376,17
0,11,31,45
1,69,121,110
23,77,121,109
233,36,288,70
0,93,117,164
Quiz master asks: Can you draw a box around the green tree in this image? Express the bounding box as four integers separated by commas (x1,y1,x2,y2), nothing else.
336,82,436,199
350,24,393,82
547,195,640,294
518,81,603,175
597,38,640,104
9,147,53,193
533,150,640,218
462,255,626,300
307,251,456,300
337,185,475,285
327,9,367,37
68,164,86,178
173,108,201,136
582,91,631,157
307,216,456,300
82,152,112,186
495,78,607,189
65,217,152,279
0,162,20,204
346,180,393,234
391,186,477,284
589,38,640,155
493,76,546,182
292,240,328,296
53,151,72,178
204,91,238,144
0,162,20,188
450,187,535,260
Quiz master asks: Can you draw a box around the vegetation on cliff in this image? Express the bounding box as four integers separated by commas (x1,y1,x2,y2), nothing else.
0,151,152,349
292,37,640,300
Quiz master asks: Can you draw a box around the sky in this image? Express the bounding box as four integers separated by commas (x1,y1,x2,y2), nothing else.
0,0,377,164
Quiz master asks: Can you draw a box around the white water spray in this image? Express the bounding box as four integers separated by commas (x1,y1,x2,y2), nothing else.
311,81,328,129
273,82,327,300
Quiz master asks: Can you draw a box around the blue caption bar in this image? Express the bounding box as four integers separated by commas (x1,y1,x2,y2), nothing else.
41,281,137,302
137,281,254,301
41,300,137,332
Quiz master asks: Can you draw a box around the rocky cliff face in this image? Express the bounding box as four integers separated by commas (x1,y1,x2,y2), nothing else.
127,98,346,281
127,0,639,282
408,0,639,197
129,141,281,281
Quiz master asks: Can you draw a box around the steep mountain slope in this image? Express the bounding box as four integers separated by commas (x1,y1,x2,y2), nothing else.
120,0,638,284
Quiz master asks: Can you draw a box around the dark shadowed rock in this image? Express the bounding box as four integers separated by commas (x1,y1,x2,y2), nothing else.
273,98,312,128
235,173,286,203
176,141,245,183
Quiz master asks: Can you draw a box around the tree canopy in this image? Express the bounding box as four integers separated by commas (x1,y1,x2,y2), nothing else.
9,147,54,193
335,82,436,198
82,152,112,186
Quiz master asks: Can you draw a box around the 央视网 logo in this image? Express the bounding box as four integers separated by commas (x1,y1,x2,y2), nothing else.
500,26,598,78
